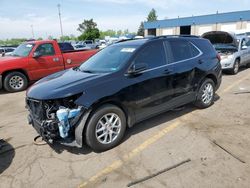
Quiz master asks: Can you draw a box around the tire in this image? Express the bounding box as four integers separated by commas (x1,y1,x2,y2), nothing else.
195,78,215,109
85,104,126,152
246,63,250,68
3,71,28,92
229,59,240,75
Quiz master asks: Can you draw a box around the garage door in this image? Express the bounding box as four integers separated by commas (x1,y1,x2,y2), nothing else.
221,23,236,32
247,22,250,30
198,25,212,36
162,28,174,35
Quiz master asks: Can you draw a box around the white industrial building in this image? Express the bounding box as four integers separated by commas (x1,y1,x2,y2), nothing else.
144,10,250,36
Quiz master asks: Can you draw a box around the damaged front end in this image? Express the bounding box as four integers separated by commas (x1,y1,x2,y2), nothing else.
26,94,85,147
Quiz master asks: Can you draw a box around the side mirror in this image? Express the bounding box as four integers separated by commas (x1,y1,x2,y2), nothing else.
127,63,147,75
242,45,248,50
33,51,42,58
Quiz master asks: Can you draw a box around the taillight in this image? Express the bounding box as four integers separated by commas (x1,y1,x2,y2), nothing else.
216,53,221,61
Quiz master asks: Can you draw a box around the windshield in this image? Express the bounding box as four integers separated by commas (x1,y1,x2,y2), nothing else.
79,45,138,73
12,43,35,57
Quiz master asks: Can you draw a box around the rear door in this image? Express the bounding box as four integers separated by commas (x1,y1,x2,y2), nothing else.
29,43,64,80
163,39,201,105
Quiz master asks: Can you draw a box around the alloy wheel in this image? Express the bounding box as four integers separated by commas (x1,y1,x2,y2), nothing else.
95,113,121,144
202,83,214,104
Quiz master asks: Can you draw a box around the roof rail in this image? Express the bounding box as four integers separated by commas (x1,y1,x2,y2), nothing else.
152,35,200,40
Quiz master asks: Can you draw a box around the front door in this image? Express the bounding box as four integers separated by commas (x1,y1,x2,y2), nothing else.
29,43,64,80
127,41,174,122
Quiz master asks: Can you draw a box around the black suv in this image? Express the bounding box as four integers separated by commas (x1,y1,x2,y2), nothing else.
26,36,222,152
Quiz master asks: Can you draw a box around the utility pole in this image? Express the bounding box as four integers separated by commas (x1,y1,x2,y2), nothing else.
57,4,64,38
31,24,34,39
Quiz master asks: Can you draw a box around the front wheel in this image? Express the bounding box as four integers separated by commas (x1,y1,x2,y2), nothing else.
230,59,240,75
85,104,126,152
3,72,28,92
195,78,215,109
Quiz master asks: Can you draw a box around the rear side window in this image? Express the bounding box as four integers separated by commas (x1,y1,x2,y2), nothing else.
134,41,166,69
166,40,200,62
59,42,74,52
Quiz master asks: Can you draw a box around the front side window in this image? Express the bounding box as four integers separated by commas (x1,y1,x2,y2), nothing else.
246,39,250,47
35,43,55,56
166,40,200,63
134,42,166,69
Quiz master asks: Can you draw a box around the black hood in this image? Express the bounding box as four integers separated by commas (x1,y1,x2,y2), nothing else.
27,68,105,100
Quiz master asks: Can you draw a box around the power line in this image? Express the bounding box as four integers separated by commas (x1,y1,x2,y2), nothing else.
31,24,34,39
57,4,64,38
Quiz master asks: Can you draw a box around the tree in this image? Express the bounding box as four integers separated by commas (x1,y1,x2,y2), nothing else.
77,19,100,40
60,35,71,41
137,22,144,36
99,30,117,39
147,8,157,21
48,35,54,40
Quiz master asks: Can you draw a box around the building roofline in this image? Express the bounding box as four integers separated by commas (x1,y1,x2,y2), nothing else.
144,10,250,29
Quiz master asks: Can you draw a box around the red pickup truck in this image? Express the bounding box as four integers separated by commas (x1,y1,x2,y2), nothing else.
0,40,97,92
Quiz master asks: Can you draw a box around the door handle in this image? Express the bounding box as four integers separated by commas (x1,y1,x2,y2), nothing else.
198,59,205,64
164,69,173,74
53,57,59,62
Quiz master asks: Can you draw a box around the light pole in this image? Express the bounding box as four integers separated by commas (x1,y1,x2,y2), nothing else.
31,24,34,39
57,4,64,38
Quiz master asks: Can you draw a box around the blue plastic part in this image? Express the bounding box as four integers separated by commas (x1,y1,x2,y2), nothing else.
56,107,81,138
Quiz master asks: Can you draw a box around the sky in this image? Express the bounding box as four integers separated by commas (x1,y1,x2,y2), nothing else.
0,0,249,39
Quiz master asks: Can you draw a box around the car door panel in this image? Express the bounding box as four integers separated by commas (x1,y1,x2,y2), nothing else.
29,43,64,80
126,41,175,122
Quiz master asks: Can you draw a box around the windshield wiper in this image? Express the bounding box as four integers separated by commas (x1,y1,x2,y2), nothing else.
11,54,19,57
81,70,94,73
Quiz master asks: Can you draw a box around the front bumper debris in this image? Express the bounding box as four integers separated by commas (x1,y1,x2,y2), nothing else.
26,97,85,148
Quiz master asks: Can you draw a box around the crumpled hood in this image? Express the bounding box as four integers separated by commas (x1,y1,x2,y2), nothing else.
27,68,105,100
202,31,238,47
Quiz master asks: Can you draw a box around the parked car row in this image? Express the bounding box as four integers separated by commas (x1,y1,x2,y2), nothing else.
0,47,16,57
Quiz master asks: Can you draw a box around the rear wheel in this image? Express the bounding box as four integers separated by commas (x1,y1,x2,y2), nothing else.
85,104,126,152
229,59,240,75
3,71,28,92
246,63,250,68
195,78,215,109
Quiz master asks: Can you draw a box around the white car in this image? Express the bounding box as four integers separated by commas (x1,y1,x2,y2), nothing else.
202,31,250,74
73,44,91,50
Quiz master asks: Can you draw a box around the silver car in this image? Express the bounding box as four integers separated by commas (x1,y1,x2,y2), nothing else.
202,31,250,74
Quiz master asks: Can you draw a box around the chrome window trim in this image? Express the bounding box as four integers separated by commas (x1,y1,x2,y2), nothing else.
138,42,203,74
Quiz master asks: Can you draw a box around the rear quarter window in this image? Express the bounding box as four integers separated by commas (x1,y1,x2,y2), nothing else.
191,39,217,56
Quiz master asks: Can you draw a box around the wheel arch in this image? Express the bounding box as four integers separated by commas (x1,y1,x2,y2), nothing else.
75,99,132,148
88,98,132,127
2,69,30,81
235,56,241,62
205,74,217,87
